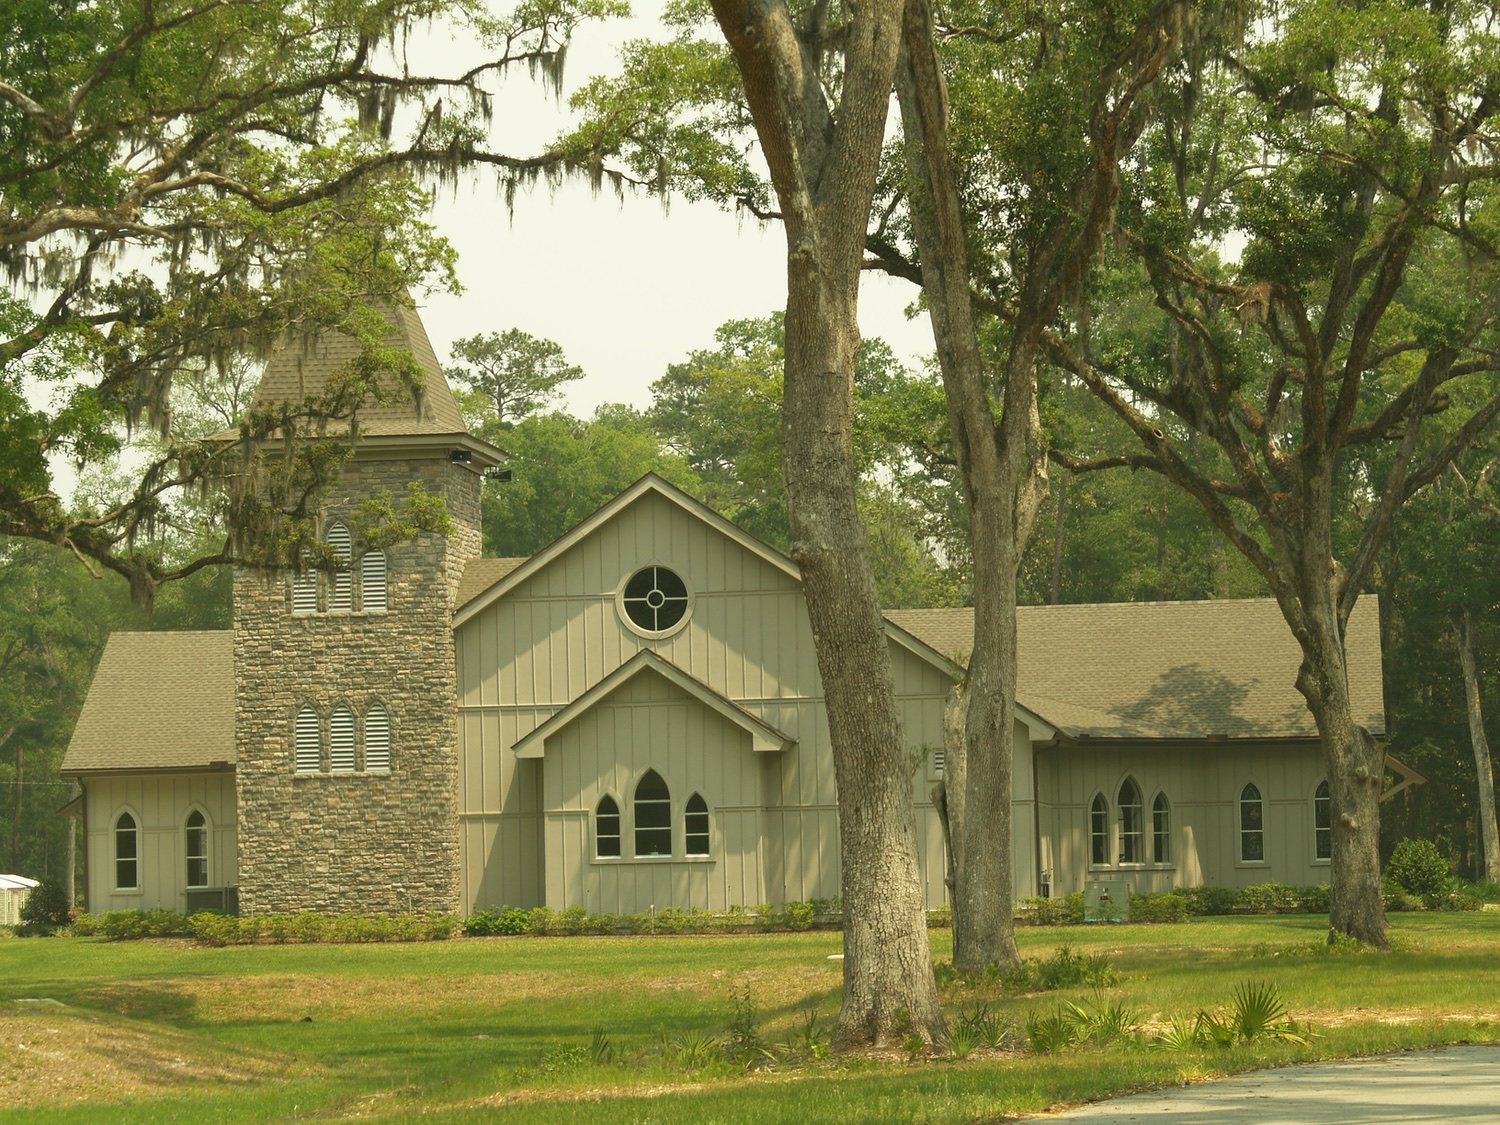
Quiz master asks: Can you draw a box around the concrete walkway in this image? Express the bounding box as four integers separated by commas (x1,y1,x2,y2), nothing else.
1037,1045,1500,1123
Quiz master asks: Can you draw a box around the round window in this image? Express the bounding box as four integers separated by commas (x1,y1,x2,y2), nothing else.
621,565,689,634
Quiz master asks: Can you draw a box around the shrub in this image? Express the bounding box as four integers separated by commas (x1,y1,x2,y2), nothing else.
70,912,100,936
1387,838,1451,898
19,879,71,927
1181,886,1238,916
1129,892,1189,923
464,906,531,936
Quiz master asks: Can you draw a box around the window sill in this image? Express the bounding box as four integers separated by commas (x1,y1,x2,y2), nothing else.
111,888,140,895
1235,860,1270,868
593,855,716,866
1311,858,1331,867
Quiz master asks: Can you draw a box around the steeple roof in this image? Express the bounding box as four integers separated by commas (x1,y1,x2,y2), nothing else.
247,297,469,437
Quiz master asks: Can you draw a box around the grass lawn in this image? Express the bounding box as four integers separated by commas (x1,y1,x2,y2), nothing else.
2,914,1497,1122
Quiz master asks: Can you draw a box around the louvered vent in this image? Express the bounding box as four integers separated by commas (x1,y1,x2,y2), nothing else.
361,549,388,612
365,703,391,770
932,748,945,775
294,706,321,773
326,523,353,612
330,705,356,772
291,553,318,614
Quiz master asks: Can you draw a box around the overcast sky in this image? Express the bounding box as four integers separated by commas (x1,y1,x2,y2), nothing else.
407,5,935,417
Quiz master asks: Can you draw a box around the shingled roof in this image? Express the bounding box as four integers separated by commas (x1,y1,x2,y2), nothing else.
62,631,235,773
456,556,529,609
886,597,1385,741
247,298,468,436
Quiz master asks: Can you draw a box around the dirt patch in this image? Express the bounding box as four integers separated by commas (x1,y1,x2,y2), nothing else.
0,1003,295,1108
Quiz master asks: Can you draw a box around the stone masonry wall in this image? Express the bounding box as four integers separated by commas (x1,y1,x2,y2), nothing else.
234,454,481,915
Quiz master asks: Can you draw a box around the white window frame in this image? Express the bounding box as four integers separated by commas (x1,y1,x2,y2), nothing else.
594,793,622,860
1117,776,1144,865
1089,792,1110,868
1151,791,1172,865
1313,780,1332,863
1238,781,1266,864
633,769,673,858
114,809,141,892
184,808,210,890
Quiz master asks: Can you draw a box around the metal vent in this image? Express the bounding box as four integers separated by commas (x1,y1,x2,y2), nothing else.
361,549,388,612
326,523,353,612
365,703,391,770
294,705,321,773
330,705,356,772
291,552,318,614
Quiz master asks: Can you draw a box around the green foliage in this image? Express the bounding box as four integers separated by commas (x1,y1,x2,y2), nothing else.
995,946,1118,994
18,879,70,927
1387,838,1453,898
1127,892,1189,924
447,329,585,434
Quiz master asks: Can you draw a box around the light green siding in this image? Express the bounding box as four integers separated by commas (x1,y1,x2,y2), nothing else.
79,771,237,913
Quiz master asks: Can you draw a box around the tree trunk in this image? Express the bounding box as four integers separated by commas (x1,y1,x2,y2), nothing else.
1295,599,1389,947
709,0,945,1048
895,0,1036,974
1457,609,1500,883
1050,472,1068,605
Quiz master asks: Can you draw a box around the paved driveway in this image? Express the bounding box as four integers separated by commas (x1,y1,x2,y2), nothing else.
1035,1045,1500,1124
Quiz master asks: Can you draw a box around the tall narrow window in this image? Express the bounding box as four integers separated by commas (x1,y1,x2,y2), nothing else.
1239,782,1265,862
1152,792,1171,864
295,705,321,773
634,770,672,857
330,705,356,773
115,812,139,891
291,552,318,614
326,523,353,612
185,810,209,888
364,703,391,771
361,549,388,612
1118,777,1144,863
1090,794,1109,865
685,794,710,856
1314,781,1332,860
596,795,621,858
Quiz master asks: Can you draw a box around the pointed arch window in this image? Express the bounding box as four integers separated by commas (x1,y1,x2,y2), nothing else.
361,549,388,612
685,794,710,857
294,705,322,773
1239,782,1265,862
1090,793,1109,866
1152,793,1171,864
634,770,672,857
1314,781,1332,860
326,523,353,612
1118,777,1144,863
364,703,391,771
330,705,356,773
291,551,318,614
596,795,621,859
114,812,139,891
185,810,209,889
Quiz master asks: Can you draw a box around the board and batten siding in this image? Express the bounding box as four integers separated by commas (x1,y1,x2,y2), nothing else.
79,771,237,913
1036,742,1331,895
455,489,956,913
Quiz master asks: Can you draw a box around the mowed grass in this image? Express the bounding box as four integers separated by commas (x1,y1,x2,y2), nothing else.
1,914,1497,1123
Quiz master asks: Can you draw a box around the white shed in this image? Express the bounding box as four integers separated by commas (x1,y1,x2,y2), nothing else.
0,875,39,926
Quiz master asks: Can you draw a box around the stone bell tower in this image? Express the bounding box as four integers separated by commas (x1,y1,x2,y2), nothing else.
232,299,500,914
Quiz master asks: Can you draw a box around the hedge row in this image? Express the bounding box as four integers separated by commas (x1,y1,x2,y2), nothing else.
463,900,842,936
70,909,459,944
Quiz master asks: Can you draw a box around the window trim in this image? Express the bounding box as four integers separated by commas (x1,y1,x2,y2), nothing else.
616,564,694,640
1151,790,1171,865
1117,776,1145,865
684,793,711,857
594,793,622,860
113,809,141,893
1089,792,1110,868
633,769,673,858
184,807,210,890
1238,781,1267,865
1313,780,1332,864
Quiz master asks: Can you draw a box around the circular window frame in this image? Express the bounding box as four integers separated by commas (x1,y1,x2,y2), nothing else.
616,564,693,640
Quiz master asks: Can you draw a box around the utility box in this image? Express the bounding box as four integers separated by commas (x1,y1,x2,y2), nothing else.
1084,879,1130,923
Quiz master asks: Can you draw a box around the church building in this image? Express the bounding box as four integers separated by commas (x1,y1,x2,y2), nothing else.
60,303,1407,917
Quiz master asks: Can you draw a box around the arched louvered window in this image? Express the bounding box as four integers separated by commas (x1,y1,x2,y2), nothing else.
291,551,318,614
1152,793,1171,864
1118,777,1144,863
1090,793,1109,866
685,794,710,856
330,705,356,773
1239,782,1265,862
634,770,672,857
361,549,388,612
1314,781,1332,860
596,795,621,858
326,523,353,612
185,810,209,889
115,812,139,891
364,703,390,771
294,705,322,773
